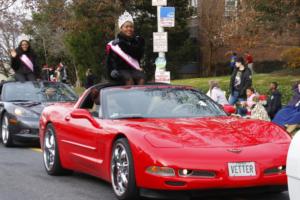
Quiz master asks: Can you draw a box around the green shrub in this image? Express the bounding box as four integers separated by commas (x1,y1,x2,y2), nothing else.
281,48,300,69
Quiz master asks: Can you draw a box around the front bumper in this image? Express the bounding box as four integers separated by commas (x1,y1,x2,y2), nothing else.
134,143,289,191
140,185,287,199
8,117,39,142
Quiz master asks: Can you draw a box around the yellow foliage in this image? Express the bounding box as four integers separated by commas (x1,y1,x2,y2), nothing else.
281,47,300,69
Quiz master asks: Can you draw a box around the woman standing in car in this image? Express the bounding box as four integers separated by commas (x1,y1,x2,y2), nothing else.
10,40,40,81
105,11,145,85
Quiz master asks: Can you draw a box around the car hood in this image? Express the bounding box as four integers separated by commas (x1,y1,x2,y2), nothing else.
116,116,291,148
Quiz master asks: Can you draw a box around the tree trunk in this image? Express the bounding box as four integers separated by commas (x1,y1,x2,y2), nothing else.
72,58,81,87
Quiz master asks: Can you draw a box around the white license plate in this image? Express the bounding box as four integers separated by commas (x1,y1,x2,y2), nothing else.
228,162,256,177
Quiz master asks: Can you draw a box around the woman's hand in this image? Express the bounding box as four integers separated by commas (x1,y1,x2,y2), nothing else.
10,49,17,58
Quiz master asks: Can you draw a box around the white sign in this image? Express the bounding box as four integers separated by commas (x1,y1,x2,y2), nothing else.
160,7,175,27
153,32,168,52
152,0,167,6
155,71,170,83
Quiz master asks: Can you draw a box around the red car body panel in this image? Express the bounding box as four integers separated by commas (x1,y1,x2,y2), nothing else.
39,85,291,191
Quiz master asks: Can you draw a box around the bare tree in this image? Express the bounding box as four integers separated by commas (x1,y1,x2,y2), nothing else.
0,11,24,77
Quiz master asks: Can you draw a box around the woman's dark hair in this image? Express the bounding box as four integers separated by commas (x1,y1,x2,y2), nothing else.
247,87,255,93
271,82,278,89
236,57,245,65
17,40,32,54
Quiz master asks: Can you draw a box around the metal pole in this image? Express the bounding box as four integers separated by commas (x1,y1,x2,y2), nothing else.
157,6,165,65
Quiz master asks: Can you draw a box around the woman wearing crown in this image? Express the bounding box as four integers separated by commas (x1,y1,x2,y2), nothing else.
106,11,146,85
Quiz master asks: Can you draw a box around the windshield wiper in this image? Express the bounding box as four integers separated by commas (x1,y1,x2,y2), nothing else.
7,100,33,102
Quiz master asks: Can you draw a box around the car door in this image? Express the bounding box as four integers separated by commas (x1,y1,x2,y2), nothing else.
59,88,105,175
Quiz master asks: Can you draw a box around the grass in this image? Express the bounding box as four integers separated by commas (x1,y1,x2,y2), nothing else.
172,73,300,105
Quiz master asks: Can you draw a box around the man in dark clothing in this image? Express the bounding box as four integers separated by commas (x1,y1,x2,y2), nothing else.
11,40,40,81
229,57,252,105
266,82,282,119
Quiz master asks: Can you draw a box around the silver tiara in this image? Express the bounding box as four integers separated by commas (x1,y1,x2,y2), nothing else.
118,11,134,28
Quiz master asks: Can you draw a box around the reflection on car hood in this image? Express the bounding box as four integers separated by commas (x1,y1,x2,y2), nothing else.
115,116,291,148
12,102,74,115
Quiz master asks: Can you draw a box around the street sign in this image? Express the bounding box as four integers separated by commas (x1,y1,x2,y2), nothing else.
153,32,168,52
160,7,175,27
152,0,167,6
155,71,170,83
155,56,167,71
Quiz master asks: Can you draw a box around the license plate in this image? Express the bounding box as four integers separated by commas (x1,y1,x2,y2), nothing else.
228,162,256,177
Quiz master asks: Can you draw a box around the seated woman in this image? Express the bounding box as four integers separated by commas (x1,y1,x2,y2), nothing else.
105,11,145,85
273,82,300,134
236,87,257,116
206,80,228,105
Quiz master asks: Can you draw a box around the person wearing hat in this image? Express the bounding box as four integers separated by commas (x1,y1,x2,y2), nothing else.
229,56,252,105
105,11,145,85
10,40,40,81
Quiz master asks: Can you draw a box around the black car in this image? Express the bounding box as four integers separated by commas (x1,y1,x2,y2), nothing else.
0,81,78,147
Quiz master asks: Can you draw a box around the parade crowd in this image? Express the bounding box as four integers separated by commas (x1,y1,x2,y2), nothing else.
8,11,300,135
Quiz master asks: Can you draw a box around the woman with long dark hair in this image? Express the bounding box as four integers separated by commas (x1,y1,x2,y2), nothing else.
10,40,40,81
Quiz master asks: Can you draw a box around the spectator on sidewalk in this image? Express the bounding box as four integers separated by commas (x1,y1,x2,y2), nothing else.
236,87,257,116
245,51,254,74
206,80,229,105
41,64,50,81
229,52,237,74
266,82,282,119
229,57,252,105
10,40,40,81
56,62,68,83
105,11,145,85
85,68,96,89
273,82,300,134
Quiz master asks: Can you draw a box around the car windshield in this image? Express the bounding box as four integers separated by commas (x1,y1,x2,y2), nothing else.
102,87,226,119
1,82,78,102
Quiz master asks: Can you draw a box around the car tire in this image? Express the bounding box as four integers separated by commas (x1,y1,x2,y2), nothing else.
1,113,14,147
111,138,139,200
43,123,72,176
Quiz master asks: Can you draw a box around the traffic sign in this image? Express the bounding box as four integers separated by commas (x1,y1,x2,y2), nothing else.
160,7,175,27
155,71,170,83
152,0,167,6
153,32,168,52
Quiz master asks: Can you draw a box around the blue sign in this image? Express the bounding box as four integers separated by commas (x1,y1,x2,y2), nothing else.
160,7,175,27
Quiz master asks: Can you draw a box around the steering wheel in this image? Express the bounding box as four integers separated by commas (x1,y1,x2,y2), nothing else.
171,103,195,114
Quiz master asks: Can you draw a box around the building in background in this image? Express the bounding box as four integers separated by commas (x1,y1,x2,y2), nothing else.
197,0,300,76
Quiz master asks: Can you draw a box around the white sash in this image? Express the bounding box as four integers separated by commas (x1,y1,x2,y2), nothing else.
108,41,142,71
20,54,34,72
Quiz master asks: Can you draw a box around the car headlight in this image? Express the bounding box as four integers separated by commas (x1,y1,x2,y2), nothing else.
146,166,175,177
14,108,38,118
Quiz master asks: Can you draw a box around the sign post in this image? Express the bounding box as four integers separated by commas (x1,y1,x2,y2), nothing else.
152,0,174,84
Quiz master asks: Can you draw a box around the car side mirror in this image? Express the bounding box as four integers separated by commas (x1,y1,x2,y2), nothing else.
70,109,101,129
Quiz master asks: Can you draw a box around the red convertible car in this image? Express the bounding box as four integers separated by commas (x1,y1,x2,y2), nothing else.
39,83,291,200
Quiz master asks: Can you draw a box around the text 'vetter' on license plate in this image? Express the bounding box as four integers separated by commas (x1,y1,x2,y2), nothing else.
228,162,256,177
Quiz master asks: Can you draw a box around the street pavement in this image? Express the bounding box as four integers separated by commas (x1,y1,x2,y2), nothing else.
0,144,290,200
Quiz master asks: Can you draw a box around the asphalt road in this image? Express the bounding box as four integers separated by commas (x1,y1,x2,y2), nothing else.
0,144,290,200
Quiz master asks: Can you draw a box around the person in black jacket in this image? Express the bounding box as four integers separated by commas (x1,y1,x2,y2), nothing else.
105,11,145,85
266,82,282,119
229,57,252,105
10,40,40,81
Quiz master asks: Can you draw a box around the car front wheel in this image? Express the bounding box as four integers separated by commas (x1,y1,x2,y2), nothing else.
111,138,139,200
1,113,14,147
43,123,72,175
